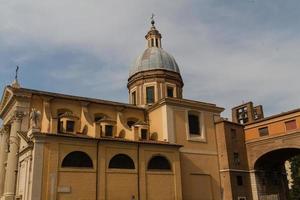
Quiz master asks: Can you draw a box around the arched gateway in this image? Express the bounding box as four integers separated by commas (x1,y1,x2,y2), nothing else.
245,109,300,200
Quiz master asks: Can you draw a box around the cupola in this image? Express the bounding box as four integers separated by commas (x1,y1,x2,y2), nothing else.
128,18,184,107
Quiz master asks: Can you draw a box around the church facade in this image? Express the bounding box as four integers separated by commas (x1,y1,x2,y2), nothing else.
0,19,298,200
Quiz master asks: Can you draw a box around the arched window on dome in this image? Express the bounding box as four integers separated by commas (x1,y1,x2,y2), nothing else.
61,151,93,168
147,155,172,171
108,154,135,169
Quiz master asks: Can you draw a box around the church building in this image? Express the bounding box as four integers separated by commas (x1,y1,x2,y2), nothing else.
1,19,298,200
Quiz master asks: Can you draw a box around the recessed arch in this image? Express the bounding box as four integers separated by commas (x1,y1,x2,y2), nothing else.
108,154,135,169
62,151,93,168
147,155,172,171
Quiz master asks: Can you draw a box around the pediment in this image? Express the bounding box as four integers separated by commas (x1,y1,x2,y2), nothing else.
0,87,14,116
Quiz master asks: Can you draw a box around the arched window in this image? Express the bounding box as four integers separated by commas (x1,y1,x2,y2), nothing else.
108,154,135,169
147,155,171,171
61,151,93,168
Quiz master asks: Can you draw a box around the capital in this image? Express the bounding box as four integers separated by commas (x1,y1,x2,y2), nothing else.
13,110,25,121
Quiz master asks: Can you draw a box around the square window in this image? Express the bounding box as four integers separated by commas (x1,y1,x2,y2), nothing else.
285,120,297,131
188,114,200,135
259,127,269,137
66,121,75,132
105,125,113,137
146,86,155,104
167,87,174,97
236,175,243,186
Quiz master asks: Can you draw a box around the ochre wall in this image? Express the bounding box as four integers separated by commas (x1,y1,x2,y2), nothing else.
148,106,164,141
30,94,146,140
245,112,300,141
39,136,182,200
171,107,222,200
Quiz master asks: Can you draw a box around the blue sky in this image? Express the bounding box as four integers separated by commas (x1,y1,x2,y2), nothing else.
0,0,299,117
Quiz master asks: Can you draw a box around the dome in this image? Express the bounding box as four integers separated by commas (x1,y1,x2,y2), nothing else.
129,47,180,77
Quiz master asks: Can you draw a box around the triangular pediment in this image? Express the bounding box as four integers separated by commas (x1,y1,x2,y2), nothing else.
0,86,14,116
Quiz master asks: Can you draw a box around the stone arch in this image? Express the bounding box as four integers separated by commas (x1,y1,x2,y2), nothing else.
253,146,300,170
252,147,300,200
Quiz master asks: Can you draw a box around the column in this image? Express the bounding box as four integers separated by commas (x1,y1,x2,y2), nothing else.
250,170,259,200
3,111,24,200
0,125,9,197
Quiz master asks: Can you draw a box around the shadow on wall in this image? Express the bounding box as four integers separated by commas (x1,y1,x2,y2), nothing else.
180,153,220,200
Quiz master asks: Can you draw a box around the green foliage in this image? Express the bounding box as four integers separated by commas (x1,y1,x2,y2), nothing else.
289,155,300,200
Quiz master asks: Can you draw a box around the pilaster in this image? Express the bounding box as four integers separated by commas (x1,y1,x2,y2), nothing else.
28,138,45,200
250,170,259,200
3,111,24,200
0,125,10,197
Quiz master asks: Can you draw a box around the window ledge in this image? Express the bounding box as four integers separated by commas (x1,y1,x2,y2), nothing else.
187,135,206,142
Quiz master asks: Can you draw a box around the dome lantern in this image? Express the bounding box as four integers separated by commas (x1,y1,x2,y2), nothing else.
145,16,162,48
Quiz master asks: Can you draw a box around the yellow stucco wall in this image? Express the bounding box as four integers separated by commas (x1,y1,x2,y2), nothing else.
38,136,182,200
171,106,222,200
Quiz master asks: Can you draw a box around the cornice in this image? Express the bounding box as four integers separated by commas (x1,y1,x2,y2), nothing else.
127,69,184,88
147,97,224,114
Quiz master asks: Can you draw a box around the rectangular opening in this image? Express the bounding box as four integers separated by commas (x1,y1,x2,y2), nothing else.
146,86,155,104
236,175,243,186
233,152,240,165
131,91,136,105
258,127,269,137
285,120,297,131
167,87,174,97
66,120,75,132
105,125,113,137
188,114,200,135
141,129,148,140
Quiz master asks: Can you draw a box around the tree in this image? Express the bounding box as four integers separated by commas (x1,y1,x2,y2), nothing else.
289,155,300,200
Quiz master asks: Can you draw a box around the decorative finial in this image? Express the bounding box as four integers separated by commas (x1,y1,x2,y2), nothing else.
151,13,155,26
11,65,20,88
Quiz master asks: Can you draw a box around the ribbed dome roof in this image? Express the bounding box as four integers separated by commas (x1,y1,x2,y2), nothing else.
129,47,180,76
